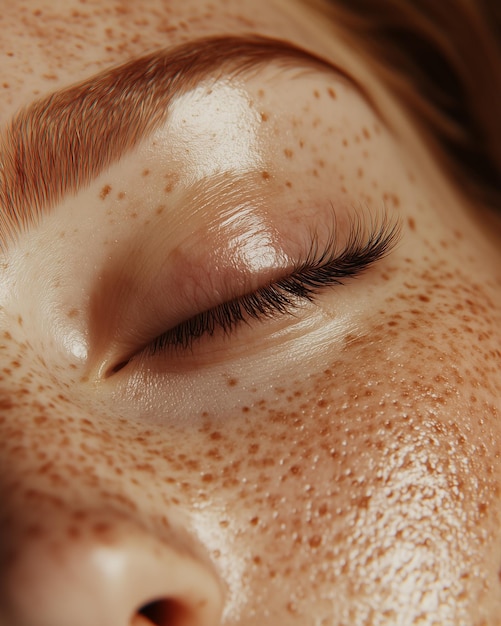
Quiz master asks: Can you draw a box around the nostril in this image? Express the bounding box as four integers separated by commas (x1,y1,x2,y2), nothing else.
135,598,192,626
2,514,223,626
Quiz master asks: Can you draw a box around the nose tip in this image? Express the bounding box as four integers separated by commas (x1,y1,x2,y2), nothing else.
0,519,224,626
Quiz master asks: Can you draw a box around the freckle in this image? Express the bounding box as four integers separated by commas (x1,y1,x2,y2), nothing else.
67,308,79,319
2,83,9,89
26,524,44,538
17,316,23,327
313,89,320,99
283,148,293,159
327,87,337,99
142,169,150,177
227,377,238,388
318,503,328,516
261,171,271,180
210,431,222,440
250,516,259,526
408,217,416,231
258,89,265,98
341,186,347,194
92,522,111,537
129,212,138,219
242,406,250,413
362,127,371,139
117,191,125,200
299,140,305,149
67,526,81,539
357,168,364,178
342,138,348,147
383,192,400,208
308,535,322,549
418,294,430,302
100,184,112,200
285,181,293,188
287,601,298,614
260,112,268,122
478,502,488,516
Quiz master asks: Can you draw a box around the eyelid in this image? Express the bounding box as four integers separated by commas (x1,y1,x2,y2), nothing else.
108,210,401,374
91,168,357,369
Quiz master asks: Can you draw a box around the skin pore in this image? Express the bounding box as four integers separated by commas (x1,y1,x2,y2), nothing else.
1,1,501,625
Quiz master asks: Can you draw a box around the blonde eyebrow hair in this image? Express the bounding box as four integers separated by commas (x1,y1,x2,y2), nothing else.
0,34,363,251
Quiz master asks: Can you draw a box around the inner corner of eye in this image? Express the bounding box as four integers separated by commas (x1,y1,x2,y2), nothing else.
96,351,129,379
99,337,148,380
106,358,129,377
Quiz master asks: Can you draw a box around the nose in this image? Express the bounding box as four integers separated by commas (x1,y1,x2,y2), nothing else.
0,514,224,626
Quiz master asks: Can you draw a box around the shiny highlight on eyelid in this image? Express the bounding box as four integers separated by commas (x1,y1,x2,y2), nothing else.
220,204,284,274
134,209,401,361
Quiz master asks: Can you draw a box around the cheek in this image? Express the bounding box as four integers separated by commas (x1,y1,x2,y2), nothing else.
183,257,501,621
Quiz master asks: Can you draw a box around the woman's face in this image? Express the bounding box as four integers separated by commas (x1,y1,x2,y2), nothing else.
1,1,501,624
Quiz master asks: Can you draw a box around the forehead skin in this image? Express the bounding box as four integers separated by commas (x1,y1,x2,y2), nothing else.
1,1,501,626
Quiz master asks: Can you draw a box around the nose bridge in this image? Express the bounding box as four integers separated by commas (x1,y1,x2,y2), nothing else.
0,400,224,626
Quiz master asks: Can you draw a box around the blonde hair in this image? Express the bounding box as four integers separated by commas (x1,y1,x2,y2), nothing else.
305,0,501,211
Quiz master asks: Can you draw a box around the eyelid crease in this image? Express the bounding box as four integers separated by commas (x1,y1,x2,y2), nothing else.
112,209,401,370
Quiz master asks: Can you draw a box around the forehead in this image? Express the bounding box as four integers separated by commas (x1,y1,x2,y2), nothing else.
0,0,336,124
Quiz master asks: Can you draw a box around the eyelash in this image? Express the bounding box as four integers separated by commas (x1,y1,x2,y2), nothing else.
143,212,401,356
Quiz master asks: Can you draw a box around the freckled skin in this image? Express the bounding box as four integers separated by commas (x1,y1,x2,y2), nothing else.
1,1,501,625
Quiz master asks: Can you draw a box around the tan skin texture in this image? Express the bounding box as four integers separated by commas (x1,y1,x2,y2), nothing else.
1,1,501,625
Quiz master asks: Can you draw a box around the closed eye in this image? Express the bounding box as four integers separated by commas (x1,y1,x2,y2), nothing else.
113,210,401,370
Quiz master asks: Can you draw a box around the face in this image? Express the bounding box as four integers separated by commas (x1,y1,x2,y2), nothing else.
1,1,501,625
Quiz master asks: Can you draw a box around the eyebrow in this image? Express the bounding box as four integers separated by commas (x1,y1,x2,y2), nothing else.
0,35,367,250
